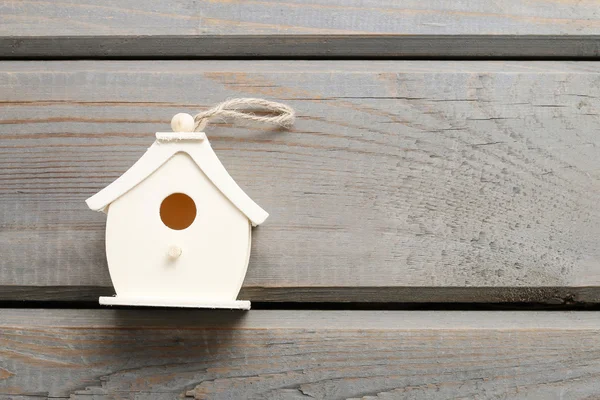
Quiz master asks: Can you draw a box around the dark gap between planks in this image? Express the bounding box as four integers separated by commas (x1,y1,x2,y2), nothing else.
1,35,600,60
0,300,599,311
2,287,599,306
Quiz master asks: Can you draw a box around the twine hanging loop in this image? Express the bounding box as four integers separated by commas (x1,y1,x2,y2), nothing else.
194,98,295,131
159,98,294,141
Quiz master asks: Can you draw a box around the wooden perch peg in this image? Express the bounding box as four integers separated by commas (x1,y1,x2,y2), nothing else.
167,245,182,259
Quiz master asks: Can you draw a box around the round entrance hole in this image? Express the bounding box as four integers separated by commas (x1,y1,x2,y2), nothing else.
160,193,197,230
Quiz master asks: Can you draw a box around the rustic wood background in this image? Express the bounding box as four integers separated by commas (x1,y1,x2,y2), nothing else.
1,1,599,399
1,310,599,399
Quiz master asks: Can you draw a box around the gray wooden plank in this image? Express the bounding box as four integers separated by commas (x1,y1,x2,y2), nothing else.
0,309,599,399
2,35,600,59
2,0,600,58
4,0,600,36
1,61,600,302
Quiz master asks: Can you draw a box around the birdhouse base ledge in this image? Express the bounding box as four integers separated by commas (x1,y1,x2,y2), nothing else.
99,296,251,310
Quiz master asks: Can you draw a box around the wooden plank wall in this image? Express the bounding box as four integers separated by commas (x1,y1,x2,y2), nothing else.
1,61,600,303
2,310,600,399
1,1,599,399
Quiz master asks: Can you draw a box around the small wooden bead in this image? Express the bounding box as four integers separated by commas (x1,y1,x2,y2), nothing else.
170,113,195,132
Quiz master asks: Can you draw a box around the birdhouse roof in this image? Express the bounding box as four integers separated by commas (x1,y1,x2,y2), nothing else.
85,132,268,226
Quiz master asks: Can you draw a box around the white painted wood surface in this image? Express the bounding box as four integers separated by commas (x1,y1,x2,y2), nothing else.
100,153,253,309
1,61,600,302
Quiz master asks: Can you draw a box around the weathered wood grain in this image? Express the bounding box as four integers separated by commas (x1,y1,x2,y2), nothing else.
4,0,600,36
1,61,600,302
2,1,600,57
0,309,599,399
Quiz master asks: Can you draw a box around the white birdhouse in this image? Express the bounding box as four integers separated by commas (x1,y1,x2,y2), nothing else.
85,113,268,310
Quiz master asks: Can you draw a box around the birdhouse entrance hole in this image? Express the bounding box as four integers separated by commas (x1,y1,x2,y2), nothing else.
160,193,197,230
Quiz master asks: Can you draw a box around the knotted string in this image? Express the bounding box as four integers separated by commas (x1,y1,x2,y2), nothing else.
194,98,295,131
